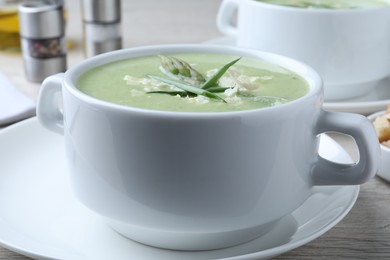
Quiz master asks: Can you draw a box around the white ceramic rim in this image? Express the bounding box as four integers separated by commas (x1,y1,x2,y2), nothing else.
64,44,322,118
247,0,390,13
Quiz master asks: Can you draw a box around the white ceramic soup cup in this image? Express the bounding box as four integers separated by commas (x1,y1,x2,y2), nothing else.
37,44,380,251
217,0,390,101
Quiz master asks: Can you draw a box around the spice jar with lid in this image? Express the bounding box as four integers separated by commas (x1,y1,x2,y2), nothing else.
18,0,67,83
81,0,122,58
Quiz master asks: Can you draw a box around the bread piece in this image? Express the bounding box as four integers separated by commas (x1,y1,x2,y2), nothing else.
386,104,390,114
373,113,390,143
382,139,390,148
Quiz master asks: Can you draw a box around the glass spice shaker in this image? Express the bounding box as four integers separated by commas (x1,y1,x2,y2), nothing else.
18,0,67,83
81,0,122,58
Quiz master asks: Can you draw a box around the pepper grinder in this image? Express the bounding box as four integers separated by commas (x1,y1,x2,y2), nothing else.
81,0,122,58
18,0,67,83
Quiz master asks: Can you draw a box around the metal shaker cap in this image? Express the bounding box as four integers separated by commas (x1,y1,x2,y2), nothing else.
18,0,65,39
82,0,121,23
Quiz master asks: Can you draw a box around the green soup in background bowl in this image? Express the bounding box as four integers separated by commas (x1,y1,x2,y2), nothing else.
258,0,389,9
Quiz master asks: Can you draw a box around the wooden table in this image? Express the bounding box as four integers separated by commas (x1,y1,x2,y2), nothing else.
0,0,389,259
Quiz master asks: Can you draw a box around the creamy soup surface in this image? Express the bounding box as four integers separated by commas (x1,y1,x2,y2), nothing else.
77,53,310,113
258,0,389,9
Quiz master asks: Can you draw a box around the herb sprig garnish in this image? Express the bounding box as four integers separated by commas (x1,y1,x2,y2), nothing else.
200,57,241,90
146,55,241,102
147,75,227,102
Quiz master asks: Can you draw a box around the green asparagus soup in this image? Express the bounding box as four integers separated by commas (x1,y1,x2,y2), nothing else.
77,53,310,113
258,0,389,9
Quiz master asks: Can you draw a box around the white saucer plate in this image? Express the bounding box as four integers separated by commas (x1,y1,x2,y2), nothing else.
0,118,359,260
207,36,390,115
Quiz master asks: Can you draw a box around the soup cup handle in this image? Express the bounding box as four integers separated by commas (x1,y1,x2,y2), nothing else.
312,110,380,185
36,73,64,135
217,0,239,37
